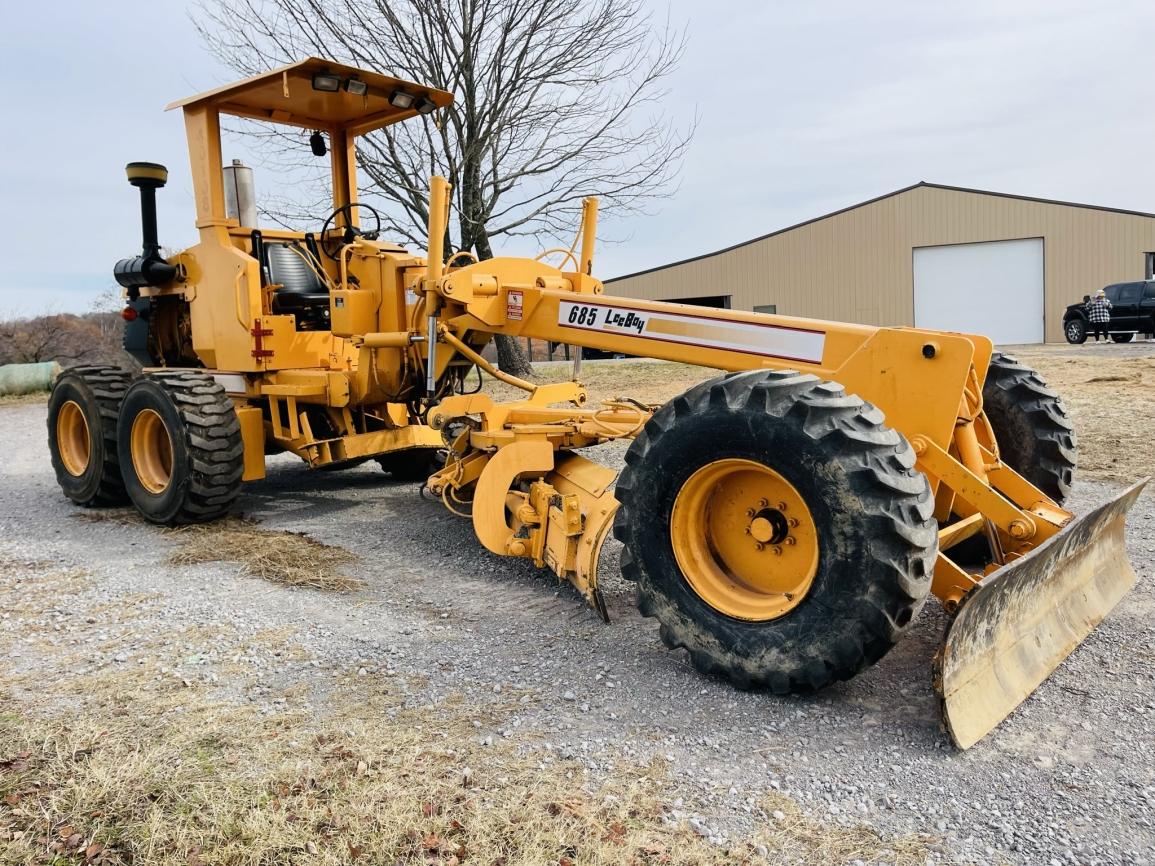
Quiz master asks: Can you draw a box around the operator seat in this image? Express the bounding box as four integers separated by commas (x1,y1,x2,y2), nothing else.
265,241,331,330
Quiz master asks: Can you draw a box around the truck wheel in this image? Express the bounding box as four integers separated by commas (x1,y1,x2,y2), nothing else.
47,366,134,506
983,353,1076,504
376,448,444,482
117,372,244,524
1064,319,1087,344
1111,333,1133,343
614,371,936,693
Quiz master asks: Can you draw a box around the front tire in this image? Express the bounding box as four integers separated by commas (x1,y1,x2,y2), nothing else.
117,372,244,524
614,371,936,693
1064,319,1087,344
47,366,134,506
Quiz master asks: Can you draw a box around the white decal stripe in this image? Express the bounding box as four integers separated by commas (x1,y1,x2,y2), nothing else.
557,301,825,364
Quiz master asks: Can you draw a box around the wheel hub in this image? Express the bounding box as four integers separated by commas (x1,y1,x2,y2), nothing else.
56,400,91,477
130,408,174,495
670,458,819,621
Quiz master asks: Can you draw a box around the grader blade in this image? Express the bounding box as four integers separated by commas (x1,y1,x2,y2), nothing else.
937,479,1147,749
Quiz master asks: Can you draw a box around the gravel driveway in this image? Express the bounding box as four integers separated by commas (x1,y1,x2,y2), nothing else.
2,399,1153,866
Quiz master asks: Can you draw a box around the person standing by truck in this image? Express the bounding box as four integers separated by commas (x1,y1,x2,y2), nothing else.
1086,289,1112,342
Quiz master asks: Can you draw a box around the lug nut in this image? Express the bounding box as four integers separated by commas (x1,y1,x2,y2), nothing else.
785,536,796,546
777,501,787,511
772,546,783,556
755,542,764,551
788,518,799,528
757,498,768,508
745,508,756,518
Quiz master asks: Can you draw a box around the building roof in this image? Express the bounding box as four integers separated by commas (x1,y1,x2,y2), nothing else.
607,182,1155,283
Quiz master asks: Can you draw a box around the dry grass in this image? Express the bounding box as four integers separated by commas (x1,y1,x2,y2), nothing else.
71,512,363,592
0,673,934,866
0,389,49,405
167,517,363,592
0,561,939,866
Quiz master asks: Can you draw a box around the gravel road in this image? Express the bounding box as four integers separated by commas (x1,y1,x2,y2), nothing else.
3,398,1153,866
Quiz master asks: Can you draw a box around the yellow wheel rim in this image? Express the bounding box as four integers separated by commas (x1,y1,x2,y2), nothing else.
130,408,174,495
670,458,819,621
56,400,91,477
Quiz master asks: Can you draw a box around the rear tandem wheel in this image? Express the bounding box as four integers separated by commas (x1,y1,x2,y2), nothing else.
117,372,245,524
613,370,937,693
46,365,134,507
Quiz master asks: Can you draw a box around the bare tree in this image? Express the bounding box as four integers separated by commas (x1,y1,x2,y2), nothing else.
0,314,99,366
194,0,692,377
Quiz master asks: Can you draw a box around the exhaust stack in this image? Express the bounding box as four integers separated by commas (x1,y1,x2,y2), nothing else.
223,159,258,228
114,162,178,296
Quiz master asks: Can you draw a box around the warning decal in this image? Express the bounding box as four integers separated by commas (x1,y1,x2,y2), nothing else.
507,289,524,321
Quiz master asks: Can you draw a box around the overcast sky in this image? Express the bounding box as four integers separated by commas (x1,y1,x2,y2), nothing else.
2,0,1153,316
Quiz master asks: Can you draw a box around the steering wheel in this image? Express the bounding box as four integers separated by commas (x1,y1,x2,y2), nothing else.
319,202,383,259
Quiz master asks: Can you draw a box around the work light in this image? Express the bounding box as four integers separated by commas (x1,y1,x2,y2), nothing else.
388,89,415,109
414,97,437,115
344,77,368,96
311,71,341,92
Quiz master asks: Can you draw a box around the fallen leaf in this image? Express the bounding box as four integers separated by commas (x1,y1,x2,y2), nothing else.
85,842,105,861
3,794,19,807
423,833,440,851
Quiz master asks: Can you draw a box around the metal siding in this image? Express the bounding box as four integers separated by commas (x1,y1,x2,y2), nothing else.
608,186,1155,342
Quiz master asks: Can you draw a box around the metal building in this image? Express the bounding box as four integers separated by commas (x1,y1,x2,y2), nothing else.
606,182,1155,344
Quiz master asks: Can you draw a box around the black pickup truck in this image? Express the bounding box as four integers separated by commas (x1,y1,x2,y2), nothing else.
1063,280,1155,343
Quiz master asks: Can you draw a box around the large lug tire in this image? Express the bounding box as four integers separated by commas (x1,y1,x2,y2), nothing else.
982,352,1077,504
117,372,244,525
46,366,134,506
1111,333,1133,343
376,448,444,482
1064,319,1087,344
613,370,937,694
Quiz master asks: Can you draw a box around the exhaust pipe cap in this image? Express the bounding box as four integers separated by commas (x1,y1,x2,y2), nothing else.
126,162,168,189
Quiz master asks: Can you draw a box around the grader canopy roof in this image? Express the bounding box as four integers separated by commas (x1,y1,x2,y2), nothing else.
165,58,454,136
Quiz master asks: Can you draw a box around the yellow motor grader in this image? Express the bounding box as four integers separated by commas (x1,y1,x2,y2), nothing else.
47,58,1145,748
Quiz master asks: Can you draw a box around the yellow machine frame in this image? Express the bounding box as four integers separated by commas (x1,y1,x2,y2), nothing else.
108,58,1143,750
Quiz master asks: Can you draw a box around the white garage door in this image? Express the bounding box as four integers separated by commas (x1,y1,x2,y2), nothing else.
913,238,1044,345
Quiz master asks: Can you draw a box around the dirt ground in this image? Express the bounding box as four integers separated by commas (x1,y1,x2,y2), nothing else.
1007,344,1155,483
498,342,1155,485
2,342,1154,866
